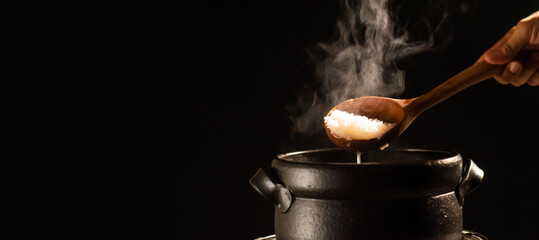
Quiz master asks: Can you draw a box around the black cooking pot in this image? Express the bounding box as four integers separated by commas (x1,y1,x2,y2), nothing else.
250,148,484,240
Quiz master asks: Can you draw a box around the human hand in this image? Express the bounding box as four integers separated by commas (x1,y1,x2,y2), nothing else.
477,11,539,86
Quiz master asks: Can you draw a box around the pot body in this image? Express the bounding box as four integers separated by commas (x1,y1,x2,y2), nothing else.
275,193,462,240
251,148,484,240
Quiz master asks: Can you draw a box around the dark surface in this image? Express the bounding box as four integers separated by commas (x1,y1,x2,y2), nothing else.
181,0,539,239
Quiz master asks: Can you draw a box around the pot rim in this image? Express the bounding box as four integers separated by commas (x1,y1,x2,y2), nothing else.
276,147,461,166
271,148,465,199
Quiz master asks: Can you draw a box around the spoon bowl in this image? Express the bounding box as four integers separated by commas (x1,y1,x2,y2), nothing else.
325,97,407,152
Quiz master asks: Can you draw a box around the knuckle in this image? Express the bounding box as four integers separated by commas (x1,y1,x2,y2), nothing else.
498,68,518,84
516,19,528,26
530,73,539,86
510,75,525,86
494,76,510,84
511,79,525,87
530,29,539,46
516,19,532,29
500,44,515,55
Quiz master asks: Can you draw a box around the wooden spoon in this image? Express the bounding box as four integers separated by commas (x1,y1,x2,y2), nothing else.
325,61,505,153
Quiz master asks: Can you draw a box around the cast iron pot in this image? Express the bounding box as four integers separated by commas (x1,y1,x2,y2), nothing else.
250,148,484,240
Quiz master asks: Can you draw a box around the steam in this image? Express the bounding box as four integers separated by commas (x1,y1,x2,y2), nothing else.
320,0,430,100
290,0,435,137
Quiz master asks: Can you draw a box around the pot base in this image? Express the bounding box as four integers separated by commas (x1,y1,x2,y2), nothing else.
255,230,487,240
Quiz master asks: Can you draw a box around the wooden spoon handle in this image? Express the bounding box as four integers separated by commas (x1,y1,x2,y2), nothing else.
406,61,505,117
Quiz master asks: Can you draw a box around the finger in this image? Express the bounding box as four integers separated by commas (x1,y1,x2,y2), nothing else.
485,22,530,64
494,61,522,85
477,27,515,63
529,71,539,86
512,52,539,86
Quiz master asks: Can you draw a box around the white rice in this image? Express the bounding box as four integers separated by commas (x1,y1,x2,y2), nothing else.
324,109,395,140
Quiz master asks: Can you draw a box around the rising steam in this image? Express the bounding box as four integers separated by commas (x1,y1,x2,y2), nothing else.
290,0,435,137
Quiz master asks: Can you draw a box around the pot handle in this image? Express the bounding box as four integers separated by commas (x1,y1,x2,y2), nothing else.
456,158,484,206
249,168,293,213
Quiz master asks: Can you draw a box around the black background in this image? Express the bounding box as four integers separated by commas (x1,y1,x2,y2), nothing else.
181,0,538,239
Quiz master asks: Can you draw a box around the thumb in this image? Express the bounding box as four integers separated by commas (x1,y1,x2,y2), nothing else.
485,25,528,64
